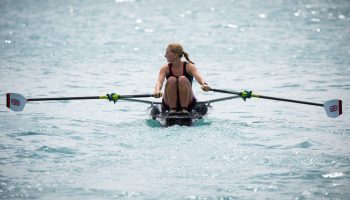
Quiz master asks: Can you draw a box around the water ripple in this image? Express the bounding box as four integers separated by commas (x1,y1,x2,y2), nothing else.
37,146,76,155
322,172,345,179
7,131,46,137
293,141,313,149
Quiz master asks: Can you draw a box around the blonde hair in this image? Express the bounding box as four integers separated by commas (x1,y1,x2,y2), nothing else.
167,43,195,64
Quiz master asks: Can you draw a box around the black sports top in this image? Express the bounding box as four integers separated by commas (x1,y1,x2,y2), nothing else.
166,62,193,85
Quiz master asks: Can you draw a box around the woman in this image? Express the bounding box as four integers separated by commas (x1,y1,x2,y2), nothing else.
154,43,210,113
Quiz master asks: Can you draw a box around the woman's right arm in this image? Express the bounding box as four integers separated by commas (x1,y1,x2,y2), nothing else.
154,65,167,98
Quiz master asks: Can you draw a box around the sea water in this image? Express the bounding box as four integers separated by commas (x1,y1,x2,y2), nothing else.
0,0,349,199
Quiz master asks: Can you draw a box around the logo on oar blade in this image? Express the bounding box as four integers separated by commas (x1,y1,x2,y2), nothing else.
11,99,20,106
330,105,338,112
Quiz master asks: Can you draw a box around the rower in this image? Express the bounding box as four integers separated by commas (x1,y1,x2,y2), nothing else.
153,43,211,114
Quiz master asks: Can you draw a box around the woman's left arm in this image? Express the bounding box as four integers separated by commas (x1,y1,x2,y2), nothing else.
188,63,210,91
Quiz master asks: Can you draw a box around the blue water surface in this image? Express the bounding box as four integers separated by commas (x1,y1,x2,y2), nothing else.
1,0,349,199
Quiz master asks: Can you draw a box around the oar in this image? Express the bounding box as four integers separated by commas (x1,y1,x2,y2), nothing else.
6,93,160,112
209,88,342,118
197,95,241,105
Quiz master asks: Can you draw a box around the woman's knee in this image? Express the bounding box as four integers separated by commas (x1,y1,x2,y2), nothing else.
166,77,177,86
178,76,190,86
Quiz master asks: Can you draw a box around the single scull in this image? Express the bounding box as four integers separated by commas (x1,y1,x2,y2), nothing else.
6,89,342,127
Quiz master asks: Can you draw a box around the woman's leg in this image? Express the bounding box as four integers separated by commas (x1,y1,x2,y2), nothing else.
163,77,178,110
178,76,194,109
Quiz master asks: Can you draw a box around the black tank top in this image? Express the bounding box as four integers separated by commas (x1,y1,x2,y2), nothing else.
166,62,193,85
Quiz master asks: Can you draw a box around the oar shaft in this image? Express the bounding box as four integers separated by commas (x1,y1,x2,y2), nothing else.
253,94,323,106
210,88,240,95
198,95,240,104
210,88,323,107
28,96,102,101
26,94,155,102
120,98,159,104
119,94,155,98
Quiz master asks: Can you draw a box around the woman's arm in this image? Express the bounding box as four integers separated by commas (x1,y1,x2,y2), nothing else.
188,63,210,91
154,65,167,97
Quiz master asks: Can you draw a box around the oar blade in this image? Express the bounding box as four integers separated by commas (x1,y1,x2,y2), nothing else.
6,93,27,111
324,99,342,118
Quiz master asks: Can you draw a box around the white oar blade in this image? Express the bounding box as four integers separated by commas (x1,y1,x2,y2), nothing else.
324,99,342,118
6,93,27,111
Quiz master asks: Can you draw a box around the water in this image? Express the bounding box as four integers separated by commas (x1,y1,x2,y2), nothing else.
1,0,350,199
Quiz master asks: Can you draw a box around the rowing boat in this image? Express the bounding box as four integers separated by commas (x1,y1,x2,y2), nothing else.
148,102,209,127
125,96,240,127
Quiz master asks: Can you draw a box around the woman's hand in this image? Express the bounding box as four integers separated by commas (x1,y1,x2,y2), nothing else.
153,92,163,98
201,83,211,91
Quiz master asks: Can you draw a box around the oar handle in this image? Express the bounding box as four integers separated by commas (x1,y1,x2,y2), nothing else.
28,96,101,101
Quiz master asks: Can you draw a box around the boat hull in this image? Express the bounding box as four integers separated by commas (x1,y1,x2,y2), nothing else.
148,102,209,127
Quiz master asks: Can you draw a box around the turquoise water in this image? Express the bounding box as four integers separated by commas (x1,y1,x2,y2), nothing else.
1,0,350,199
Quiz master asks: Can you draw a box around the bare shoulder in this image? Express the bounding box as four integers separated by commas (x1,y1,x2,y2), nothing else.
186,62,198,73
159,64,169,74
